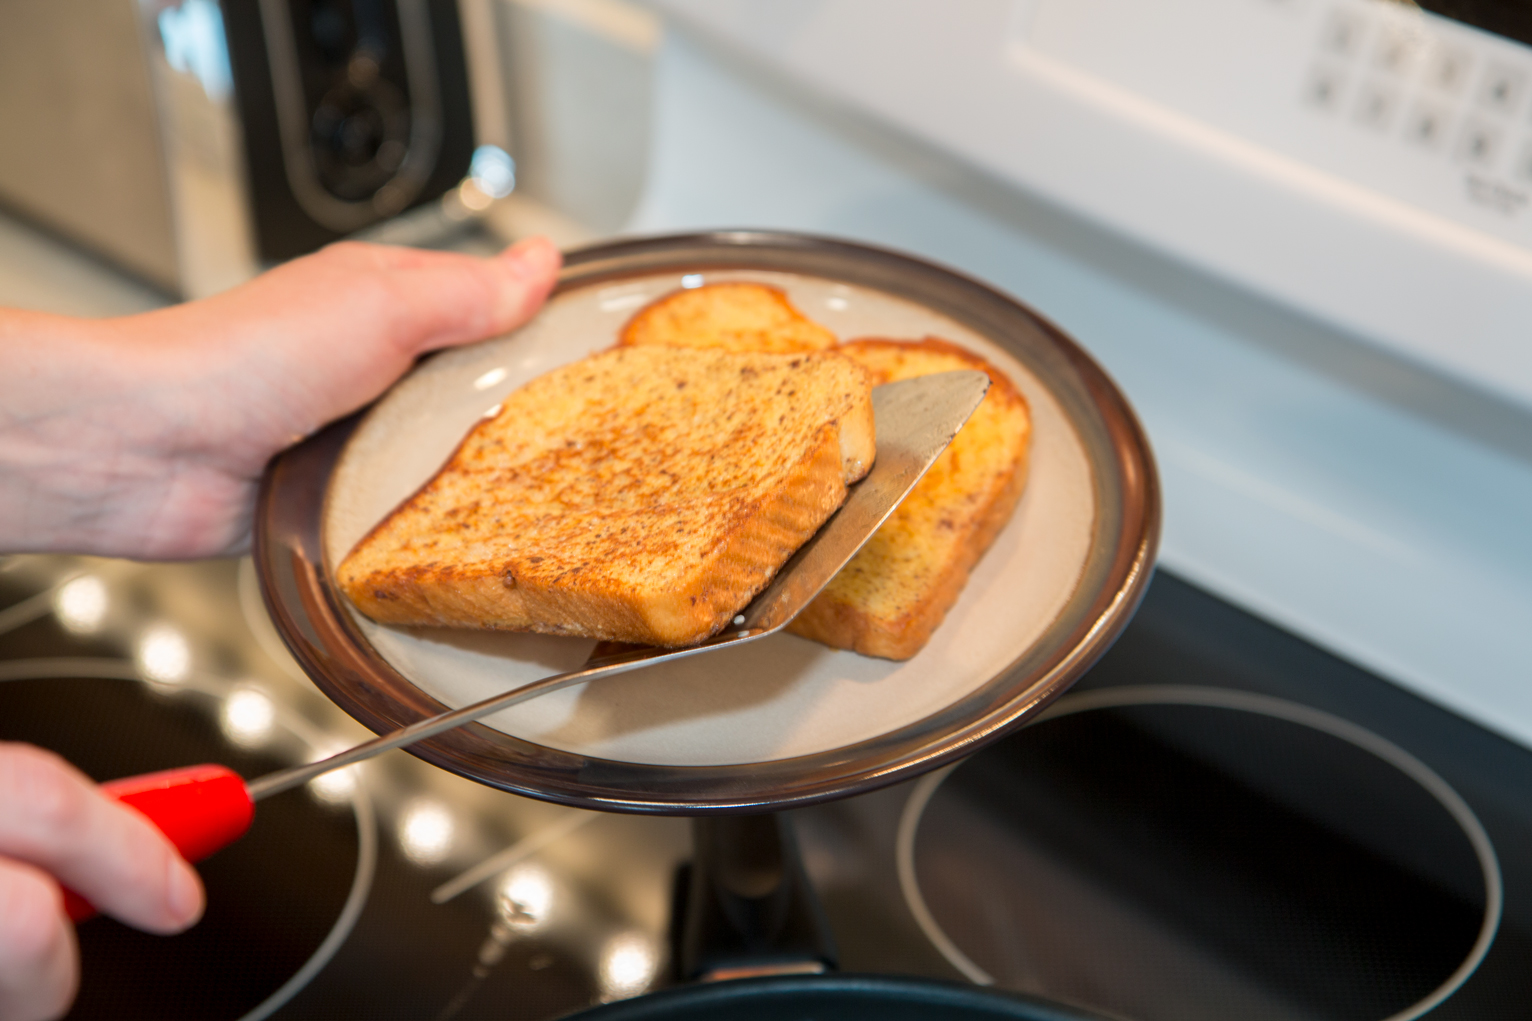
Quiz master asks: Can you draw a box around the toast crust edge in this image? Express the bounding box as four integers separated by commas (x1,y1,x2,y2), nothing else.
619,282,837,354
786,337,1031,660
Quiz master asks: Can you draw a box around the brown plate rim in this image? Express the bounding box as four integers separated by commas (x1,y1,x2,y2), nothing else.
253,229,1161,814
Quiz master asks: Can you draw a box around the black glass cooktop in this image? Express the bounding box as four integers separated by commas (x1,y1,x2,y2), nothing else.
3,559,1532,1020
795,572,1532,1021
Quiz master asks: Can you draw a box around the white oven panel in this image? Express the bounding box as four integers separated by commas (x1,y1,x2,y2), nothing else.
650,0,1532,409
1017,0,1532,249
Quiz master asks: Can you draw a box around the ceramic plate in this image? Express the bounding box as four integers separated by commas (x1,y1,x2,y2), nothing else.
254,232,1158,812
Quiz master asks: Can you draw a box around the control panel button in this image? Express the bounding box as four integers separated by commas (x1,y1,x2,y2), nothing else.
1372,26,1419,77
1403,102,1451,149
1477,62,1528,115
1354,80,1400,130
1320,9,1368,58
1426,44,1473,95
1303,63,1350,111
1457,119,1504,166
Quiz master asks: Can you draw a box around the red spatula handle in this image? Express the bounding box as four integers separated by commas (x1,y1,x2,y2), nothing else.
63,764,254,922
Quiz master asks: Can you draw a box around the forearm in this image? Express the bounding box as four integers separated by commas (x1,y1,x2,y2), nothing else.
0,311,217,557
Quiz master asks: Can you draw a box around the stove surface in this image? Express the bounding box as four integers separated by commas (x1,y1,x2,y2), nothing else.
0,556,690,1020
2,557,1528,1020
796,572,1532,1020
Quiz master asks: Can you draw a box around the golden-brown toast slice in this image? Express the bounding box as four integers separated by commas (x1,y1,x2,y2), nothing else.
620,282,838,354
336,345,876,647
786,338,1031,660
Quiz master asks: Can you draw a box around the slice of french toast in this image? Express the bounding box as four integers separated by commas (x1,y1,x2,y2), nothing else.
336,345,876,648
620,282,837,354
786,338,1031,660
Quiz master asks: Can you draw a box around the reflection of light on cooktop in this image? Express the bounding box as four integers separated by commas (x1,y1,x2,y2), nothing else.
308,760,359,804
399,797,457,865
498,863,555,933
54,574,108,634
598,931,659,1000
220,685,275,748
135,622,190,683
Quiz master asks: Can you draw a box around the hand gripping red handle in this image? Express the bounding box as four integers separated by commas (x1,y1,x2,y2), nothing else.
63,764,254,922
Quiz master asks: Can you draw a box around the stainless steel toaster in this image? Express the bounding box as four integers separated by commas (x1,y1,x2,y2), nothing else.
0,0,478,297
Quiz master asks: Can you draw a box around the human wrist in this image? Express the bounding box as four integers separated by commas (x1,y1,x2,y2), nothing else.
0,312,230,557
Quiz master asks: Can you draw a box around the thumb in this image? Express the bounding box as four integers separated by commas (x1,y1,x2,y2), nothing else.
487,235,564,336
384,235,563,358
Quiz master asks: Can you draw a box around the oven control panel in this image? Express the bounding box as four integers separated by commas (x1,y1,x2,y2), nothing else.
1012,0,1532,246
651,0,1532,410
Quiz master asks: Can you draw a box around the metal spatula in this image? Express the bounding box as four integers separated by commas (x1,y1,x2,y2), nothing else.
65,369,988,919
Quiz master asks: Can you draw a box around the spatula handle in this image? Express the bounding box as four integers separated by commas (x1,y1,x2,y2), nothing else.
63,764,254,922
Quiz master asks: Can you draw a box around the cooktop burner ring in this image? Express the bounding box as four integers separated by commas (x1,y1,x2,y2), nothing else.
0,657,379,1021
895,684,1503,1021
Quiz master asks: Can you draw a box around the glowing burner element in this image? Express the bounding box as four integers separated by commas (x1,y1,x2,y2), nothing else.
398,798,456,865
53,575,107,634
219,686,275,748
599,931,659,999
497,863,554,934
136,623,190,684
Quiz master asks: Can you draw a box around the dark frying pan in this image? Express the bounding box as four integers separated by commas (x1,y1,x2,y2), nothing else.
558,815,1122,1021
563,973,1114,1021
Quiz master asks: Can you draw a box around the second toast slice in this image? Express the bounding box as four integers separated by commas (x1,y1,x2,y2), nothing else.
787,338,1032,659
620,282,837,354
336,346,876,647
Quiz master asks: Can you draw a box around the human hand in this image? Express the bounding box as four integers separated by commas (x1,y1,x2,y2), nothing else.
0,236,561,558
0,743,204,1021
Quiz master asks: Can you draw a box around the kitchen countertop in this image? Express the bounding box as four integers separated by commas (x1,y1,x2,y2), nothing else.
0,208,168,317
